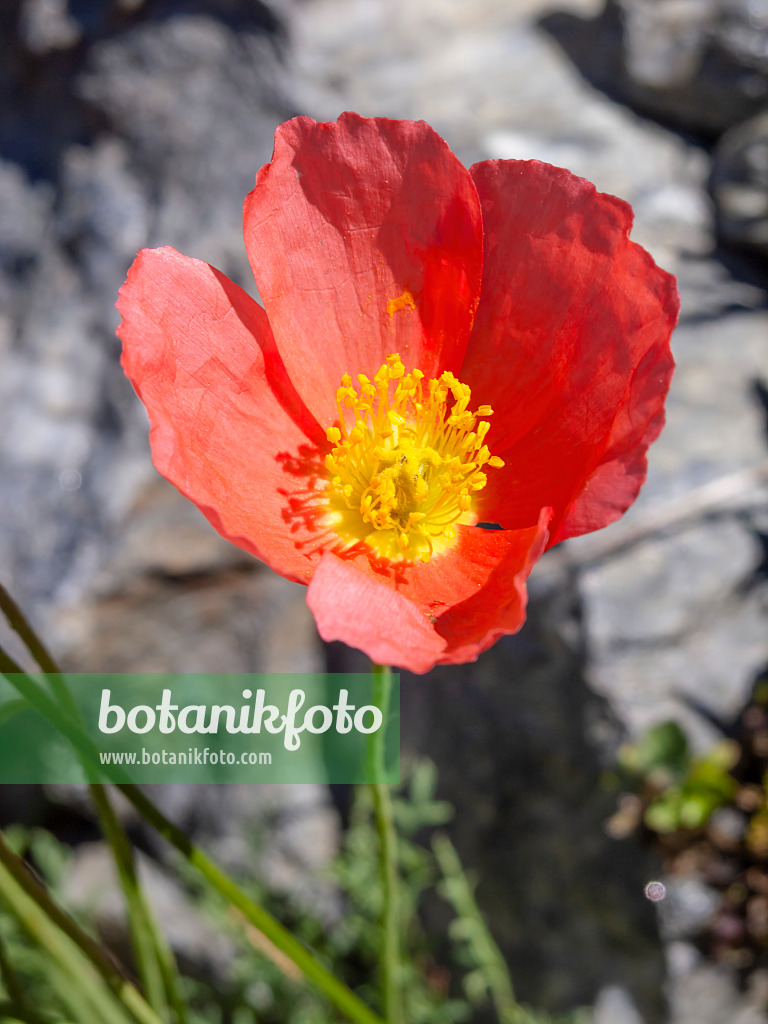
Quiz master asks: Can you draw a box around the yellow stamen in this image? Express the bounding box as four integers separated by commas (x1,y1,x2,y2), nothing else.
323,353,505,563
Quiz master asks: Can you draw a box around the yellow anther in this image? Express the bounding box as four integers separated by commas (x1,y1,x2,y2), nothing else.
324,354,504,563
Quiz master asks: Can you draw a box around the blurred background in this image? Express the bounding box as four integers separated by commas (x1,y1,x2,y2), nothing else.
1,0,767,1021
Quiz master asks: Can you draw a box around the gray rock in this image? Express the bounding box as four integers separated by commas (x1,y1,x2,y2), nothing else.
137,783,342,924
668,962,768,1023
63,841,238,982
657,877,721,942
542,0,768,136
594,985,646,1024
19,0,81,55
570,305,768,749
712,110,768,255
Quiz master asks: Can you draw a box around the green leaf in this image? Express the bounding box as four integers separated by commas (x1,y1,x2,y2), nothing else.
619,721,690,778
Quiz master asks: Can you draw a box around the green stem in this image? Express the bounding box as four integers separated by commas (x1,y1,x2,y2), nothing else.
368,664,402,1024
0,583,59,678
114,783,384,1024
87,785,178,1022
0,832,165,1024
0,657,384,1024
0,651,134,786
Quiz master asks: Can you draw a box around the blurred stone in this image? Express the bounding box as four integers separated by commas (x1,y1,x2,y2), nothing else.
0,0,293,643
19,0,80,54
139,783,342,924
55,560,320,674
292,0,712,270
570,305,768,749
594,985,646,1024
80,12,293,269
669,962,768,1023
709,806,749,847
712,110,768,256
580,520,768,745
542,0,768,136
63,842,237,982
657,877,721,941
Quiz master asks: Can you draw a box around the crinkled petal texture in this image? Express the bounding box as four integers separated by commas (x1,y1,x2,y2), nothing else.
461,160,678,546
118,247,326,585
243,112,484,426
307,511,551,673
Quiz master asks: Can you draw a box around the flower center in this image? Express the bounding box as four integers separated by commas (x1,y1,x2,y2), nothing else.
324,353,504,563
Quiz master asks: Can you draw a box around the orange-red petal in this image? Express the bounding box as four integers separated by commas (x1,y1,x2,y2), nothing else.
307,511,550,673
243,113,484,426
118,247,326,584
307,555,447,673
461,159,677,544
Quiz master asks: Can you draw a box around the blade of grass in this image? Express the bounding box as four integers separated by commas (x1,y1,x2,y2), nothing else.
87,786,171,1021
0,650,135,786
0,853,139,1024
0,583,59,679
0,929,28,1009
0,831,166,1024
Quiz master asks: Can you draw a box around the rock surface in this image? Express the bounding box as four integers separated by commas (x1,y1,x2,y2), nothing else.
712,111,768,256
541,0,768,138
0,0,767,1021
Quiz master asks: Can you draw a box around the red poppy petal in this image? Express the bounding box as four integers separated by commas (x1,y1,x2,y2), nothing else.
306,511,550,673
462,159,677,544
243,113,483,426
118,247,326,584
307,554,447,674
432,511,550,663
550,355,668,544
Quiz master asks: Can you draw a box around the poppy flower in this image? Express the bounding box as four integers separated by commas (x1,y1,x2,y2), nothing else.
118,112,677,674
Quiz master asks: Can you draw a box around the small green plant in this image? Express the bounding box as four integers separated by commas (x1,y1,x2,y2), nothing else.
617,721,739,833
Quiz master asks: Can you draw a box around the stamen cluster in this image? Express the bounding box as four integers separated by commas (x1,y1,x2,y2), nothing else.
324,353,504,562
